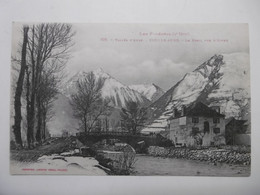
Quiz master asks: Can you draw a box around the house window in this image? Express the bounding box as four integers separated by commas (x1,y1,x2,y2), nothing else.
213,128,220,134
204,121,210,134
192,117,199,123
213,117,220,124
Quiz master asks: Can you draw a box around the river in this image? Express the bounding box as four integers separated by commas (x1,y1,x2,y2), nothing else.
131,155,250,176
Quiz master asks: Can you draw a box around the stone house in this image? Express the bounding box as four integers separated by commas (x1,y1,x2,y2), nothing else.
167,102,226,147
225,117,250,145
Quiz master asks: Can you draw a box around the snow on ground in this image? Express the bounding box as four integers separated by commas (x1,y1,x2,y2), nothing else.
10,153,107,175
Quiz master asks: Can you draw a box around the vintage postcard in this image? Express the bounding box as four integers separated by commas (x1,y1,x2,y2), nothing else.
10,23,250,176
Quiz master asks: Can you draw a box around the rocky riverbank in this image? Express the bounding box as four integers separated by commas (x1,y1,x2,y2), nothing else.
148,146,251,165
92,140,136,175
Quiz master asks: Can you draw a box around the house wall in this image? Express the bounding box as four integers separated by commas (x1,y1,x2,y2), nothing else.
169,116,225,146
225,119,250,145
234,134,251,146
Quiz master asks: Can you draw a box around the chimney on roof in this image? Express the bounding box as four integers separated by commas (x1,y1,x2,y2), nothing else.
181,105,186,116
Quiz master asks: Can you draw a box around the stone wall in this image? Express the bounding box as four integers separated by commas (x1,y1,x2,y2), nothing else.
148,146,250,165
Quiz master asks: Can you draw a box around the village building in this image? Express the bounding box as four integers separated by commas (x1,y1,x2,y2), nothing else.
167,102,226,147
225,117,250,146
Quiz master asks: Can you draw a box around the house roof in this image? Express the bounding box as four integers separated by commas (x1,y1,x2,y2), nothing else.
169,102,225,120
225,117,247,126
225,117,234,125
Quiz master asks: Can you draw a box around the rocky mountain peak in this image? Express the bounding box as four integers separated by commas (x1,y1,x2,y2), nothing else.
143,53,250,134
194,54,224,79
92,67,111,79
64,68,150,108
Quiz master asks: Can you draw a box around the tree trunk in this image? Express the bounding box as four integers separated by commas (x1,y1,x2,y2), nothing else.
27,27,35,149
42,110,46,140
35,101,42,143
133,123,138,135
105,117,109,132
27,68,35,146
13,26,29,148
36,95,43,143
27,97,35,148
83,115,87,133
26,66,31,148
27,26,43,148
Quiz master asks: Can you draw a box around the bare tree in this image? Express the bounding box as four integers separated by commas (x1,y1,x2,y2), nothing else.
70,72,111,132
13,26,29,148
35,69,59,142
24,23,74,147
120,101,147,135
9,23,75,148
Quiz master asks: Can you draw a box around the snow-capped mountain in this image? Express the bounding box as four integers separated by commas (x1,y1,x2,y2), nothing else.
64,68,150,108
128,84,165,102
143,53,250,133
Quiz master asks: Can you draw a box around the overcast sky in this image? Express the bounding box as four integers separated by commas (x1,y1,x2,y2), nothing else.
12,23,249,90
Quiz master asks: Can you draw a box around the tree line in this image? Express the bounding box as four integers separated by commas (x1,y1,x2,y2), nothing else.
12,23,148,149
12,23,75,148
70,72,147,135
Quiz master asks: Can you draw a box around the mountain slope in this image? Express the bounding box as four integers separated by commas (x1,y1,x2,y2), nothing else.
143,53,250,133
128,83,165,102
50,68,152,135
64,68,150,108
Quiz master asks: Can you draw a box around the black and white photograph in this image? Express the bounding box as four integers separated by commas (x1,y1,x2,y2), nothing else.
10,23,251,176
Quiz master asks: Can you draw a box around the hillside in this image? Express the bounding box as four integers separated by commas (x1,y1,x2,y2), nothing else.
64,68,150,108
142,53,250,134
128,83,165,102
